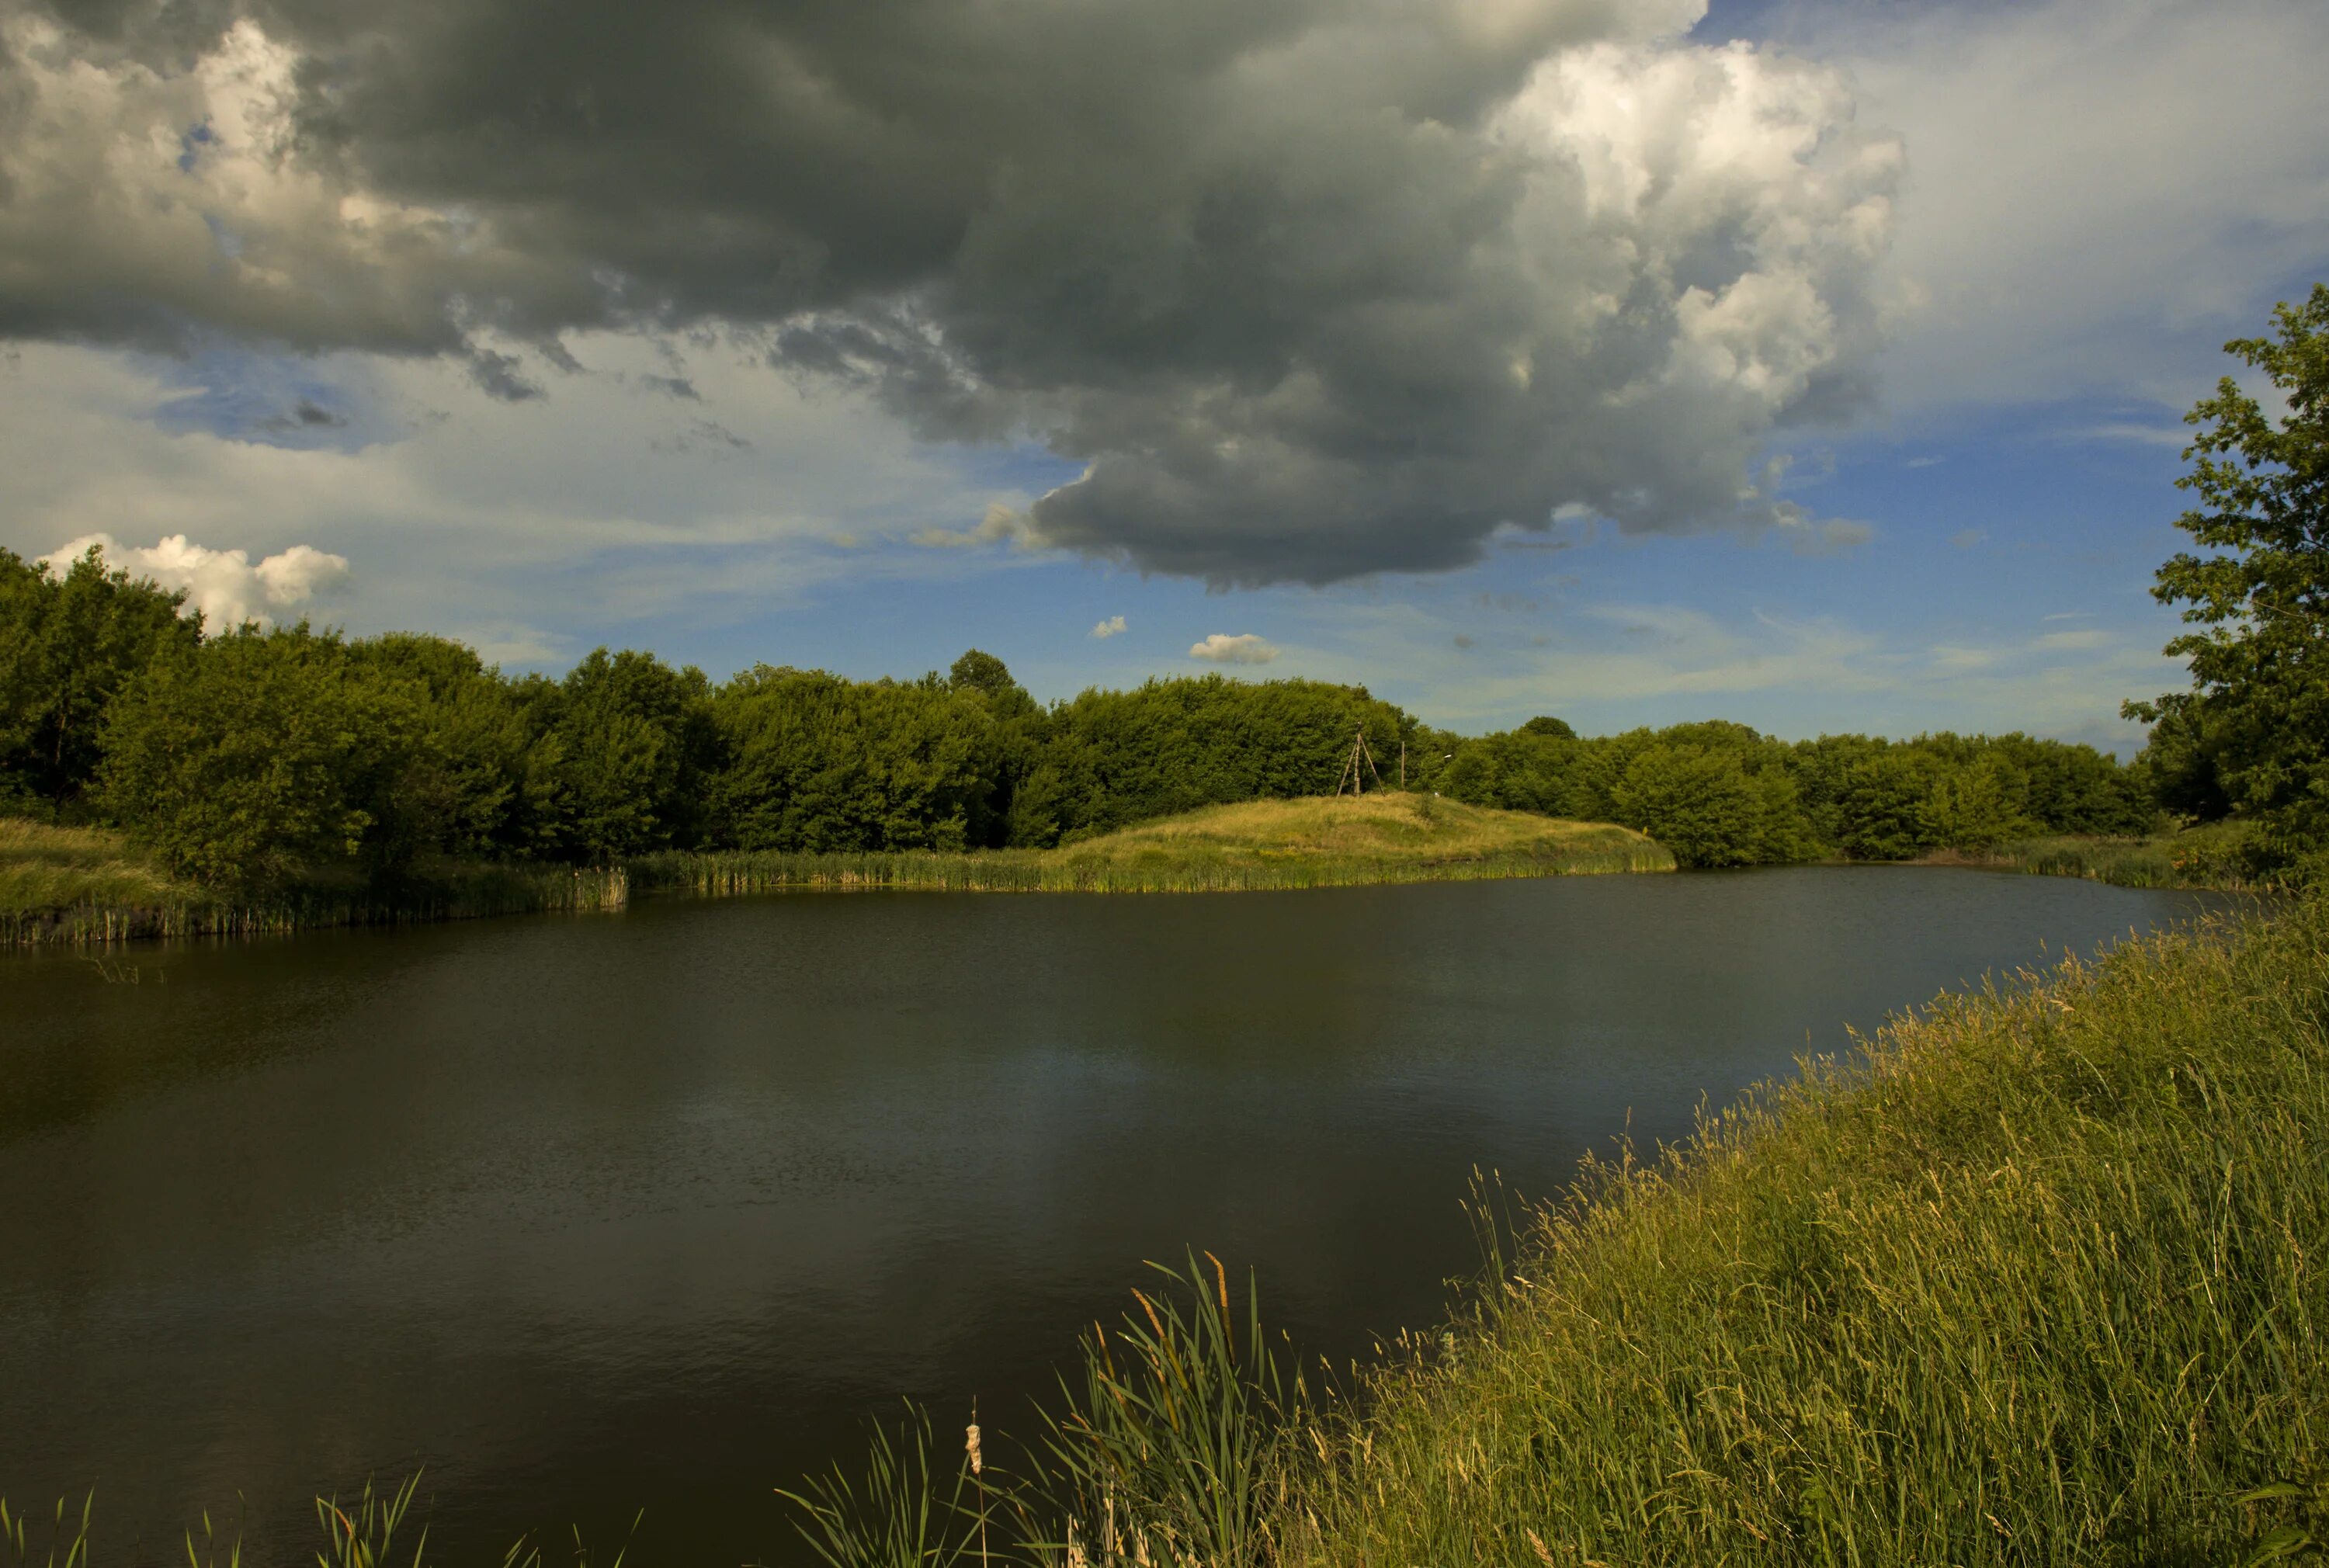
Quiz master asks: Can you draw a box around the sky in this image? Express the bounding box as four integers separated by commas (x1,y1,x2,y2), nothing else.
2,0,2324,752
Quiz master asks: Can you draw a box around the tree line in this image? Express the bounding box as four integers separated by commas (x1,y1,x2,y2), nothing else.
6,280,2323,888
0,546,2165,882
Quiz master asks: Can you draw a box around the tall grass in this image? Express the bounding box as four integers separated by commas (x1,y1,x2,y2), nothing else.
1956,818,2311,892
1280,892,2329,1565
630,842,1664,897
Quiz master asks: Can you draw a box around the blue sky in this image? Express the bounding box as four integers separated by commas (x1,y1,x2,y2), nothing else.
2,0,2323,755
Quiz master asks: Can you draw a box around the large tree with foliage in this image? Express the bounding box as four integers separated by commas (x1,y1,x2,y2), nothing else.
2127,283,2329,848
98,626,426,887
0,545,200,812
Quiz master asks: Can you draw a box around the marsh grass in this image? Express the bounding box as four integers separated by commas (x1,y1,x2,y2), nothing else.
0,818,629,946
637,795,1673,898
1941,818,2309,892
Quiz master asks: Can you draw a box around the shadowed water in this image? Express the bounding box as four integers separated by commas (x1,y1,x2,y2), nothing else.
0,868,2234,1564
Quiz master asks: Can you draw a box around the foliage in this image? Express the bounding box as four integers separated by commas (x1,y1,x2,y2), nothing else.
0,546,199,812
0,553,2179,891
95,627,425,887
1019,675,1412,846
2129,283,2329,852
710,665,1004,852
542,647,718,862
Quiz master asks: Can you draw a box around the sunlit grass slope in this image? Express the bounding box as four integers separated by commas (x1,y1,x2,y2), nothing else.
635,793,1675,896
1279,894,2328,1566
0,817,628,945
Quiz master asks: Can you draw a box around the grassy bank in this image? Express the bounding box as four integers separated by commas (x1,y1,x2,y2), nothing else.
0,818,629,946
784,890,2327,1566
1269,890,2328,1565
637,793,1673,897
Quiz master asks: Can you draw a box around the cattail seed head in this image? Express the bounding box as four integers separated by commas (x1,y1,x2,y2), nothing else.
964,1421,983,1476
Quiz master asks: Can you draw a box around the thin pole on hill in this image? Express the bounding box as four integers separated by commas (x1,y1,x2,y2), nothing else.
1400,740,1406,789
1335,727,1386,797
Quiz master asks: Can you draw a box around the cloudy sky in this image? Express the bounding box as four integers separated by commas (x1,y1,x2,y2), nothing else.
2,0,2323,748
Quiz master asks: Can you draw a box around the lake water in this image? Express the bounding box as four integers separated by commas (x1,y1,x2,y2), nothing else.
0,867,2233,1564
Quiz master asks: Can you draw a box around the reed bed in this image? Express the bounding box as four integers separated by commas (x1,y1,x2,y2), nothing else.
1943,820,2306,892
2,817,628,946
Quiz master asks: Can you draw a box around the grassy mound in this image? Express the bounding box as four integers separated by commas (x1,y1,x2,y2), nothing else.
635,793,1674,897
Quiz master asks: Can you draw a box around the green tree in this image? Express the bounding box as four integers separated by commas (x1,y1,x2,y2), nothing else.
709,666,1004,852
1609,744,1803,869
542,647,718,860
0,545,200,811
1924,753,2036,852
2126,283,2329,848
97,626,421,887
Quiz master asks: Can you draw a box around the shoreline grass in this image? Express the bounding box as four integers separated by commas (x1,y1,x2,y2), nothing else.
1921,818,2308,891
0,819,628,947
1271,890,2327,1565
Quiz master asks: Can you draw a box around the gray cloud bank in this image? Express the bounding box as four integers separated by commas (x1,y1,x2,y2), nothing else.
1,0,1898,582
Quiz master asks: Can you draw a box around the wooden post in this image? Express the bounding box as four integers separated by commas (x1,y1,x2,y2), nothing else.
1400,740,1407,789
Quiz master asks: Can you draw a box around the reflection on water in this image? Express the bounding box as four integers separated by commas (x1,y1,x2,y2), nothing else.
0,868,2230,1564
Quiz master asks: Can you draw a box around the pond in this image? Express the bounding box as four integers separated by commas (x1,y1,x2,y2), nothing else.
0,867,2235,1564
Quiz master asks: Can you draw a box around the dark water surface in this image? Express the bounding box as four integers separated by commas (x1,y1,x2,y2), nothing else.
0,868,2231,1563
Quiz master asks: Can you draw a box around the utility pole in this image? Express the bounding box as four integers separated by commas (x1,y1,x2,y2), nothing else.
1400,739,1406,789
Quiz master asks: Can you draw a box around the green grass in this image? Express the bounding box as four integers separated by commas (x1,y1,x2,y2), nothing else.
1940,818,2303,891
635,793,1674,897
1274,890,2329,1566
0,818,629,946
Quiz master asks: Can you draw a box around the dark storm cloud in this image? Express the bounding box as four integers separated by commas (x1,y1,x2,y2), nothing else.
0,0,1900,581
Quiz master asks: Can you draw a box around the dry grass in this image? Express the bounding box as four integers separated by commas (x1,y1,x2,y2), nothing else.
1057,793,1633,864
0,817,184,910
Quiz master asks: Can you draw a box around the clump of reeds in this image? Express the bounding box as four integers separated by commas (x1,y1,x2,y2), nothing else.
2,838,629,947
779,1253,1305,1566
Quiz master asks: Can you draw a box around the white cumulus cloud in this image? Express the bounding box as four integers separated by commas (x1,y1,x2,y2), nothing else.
1090,615,1126,639
41,532,350,630
1189,633,1279,665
